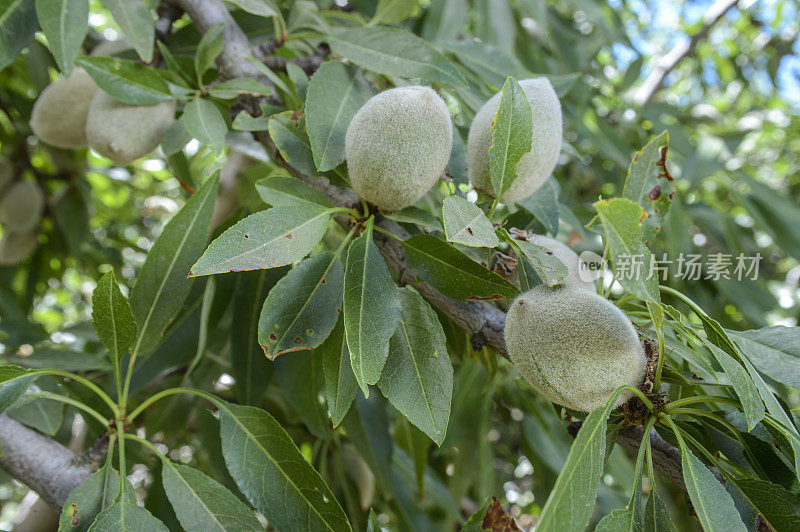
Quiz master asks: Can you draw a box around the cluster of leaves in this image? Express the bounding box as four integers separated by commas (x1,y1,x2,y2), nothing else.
0,0,799,531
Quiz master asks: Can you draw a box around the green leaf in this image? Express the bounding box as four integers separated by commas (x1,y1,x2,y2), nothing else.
644,491,676,532
306,61,374,172
194,22,225,80
92,270,137,384
705,342,765,431
87,501,168,531
341,392,393,488
224,0,278,17
321,316,357,427
445,40,529,88
442,195,498,248
102,0,154,61
231,268,285,406
191,205,331,276
499,229,568,287
183,97,227,154
377,287,453,445
35,0,88,75
622,131,674,243
394,416,431,496
594,198,660,304
232,103,279,131
8,378,65,435
129,175,218,358
519,176,559,236
327,27,466,87
216,401,351,531
370,0,420,25
731,478,800,532
255,175,334,208
0,365,37,412
367,509,381,532
60,462,134,532
208,77,273,99
536,390,623,531
7,347,109,372
677,443,746,532
258,252,343,359
731,326,800,390
275,349,329,439
162,117,192,155
384,206,443,233
75,56,172,105
268,110,318,176
0,0,37,71
343,222,401,396
161,460,262,532
401,234,519,301
489,77,533,198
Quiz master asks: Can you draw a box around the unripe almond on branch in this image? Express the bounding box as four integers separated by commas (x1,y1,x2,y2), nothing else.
30,68,99,149
0,181,44,232
86,91,175,164
504,285,646,412
345,86,452,211
468,77,562,204
526,234,595,292
0,230,38,265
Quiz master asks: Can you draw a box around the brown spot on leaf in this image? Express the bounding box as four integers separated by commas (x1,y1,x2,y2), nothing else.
321,278,327,284
649,185,662,201
289,110,303,127
284,233,293,239
466,227,474,235
69,504,79,527
657,146,674,181
269,333,277,341
294,336,302,344
244,234,249,239
482,498,521,531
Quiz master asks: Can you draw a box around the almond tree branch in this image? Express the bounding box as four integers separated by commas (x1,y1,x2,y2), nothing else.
171,0,686,492
0,414,102,509
631,0,739,106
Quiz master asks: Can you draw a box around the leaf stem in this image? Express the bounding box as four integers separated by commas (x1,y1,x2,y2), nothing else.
664,395,741,412
37,369,120,417
128,386,217,423
620,384,656,411
373,224,404,243
28,391,110,427
125,433,164,457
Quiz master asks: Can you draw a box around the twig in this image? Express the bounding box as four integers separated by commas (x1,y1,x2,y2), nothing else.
631,0,739,105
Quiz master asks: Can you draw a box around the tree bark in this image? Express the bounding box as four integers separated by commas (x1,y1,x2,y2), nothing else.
0,414,96,509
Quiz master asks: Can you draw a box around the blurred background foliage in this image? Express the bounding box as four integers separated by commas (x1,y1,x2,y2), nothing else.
0,0,798,529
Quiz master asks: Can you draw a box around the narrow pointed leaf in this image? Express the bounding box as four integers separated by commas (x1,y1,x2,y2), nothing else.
731,478,800,532
622,131,674,243
60,463,134,532
92,270,137,379
87,501,167,531
490,77,533,198
343,223,401,396
378,287,453,445
500,230,568,287
232,269,285,406
75,56,172,105
442,195,498,248
35,0,88,75
183,97,227,154
0,0,37,71
643,491,676,532
519,176,559,236
191,205,331,276
705,342,765,431
402,234,518,301
322,316,357,427
536,390,624,531
161,461,262,531
130,175,218,358
678,445,747,532
194,22,225,79
255,176,334,208
275,349,329,439
258,253,343,359
102,0,154,61
306,61,373,171
216,401,351,531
